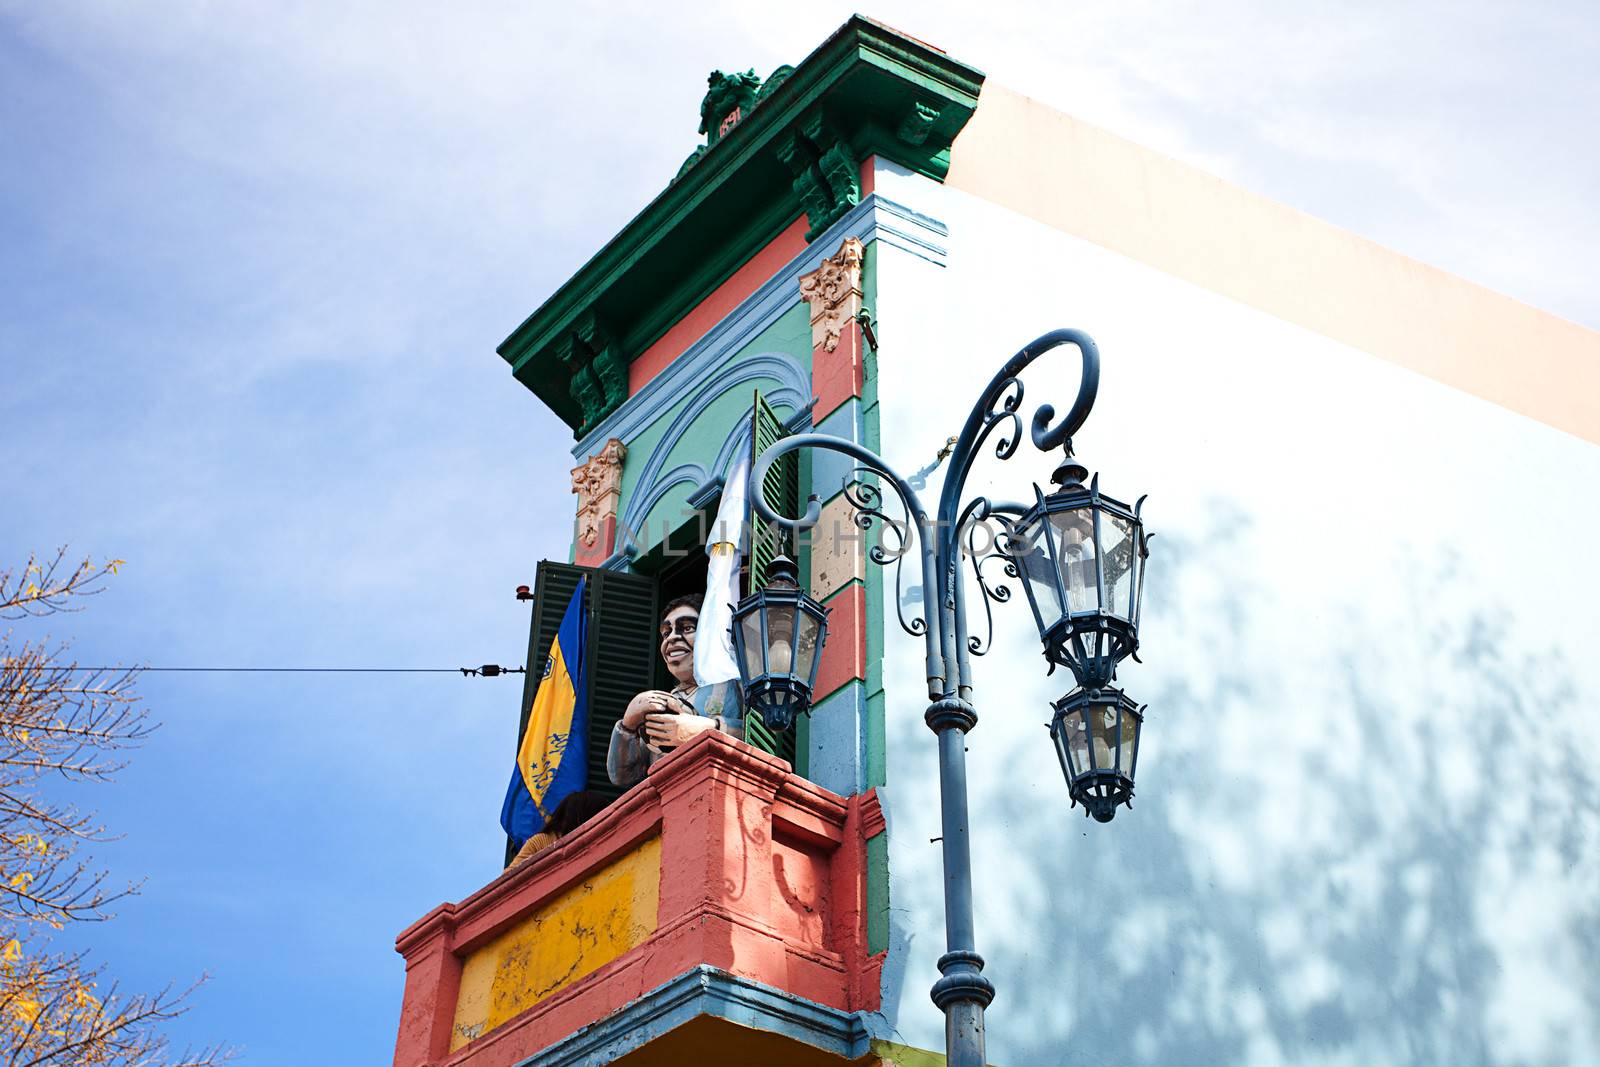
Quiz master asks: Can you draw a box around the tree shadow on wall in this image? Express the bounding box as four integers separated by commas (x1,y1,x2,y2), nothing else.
974,499,1600,1067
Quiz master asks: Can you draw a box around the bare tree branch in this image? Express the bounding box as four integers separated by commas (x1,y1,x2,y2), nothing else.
0,553,228,1064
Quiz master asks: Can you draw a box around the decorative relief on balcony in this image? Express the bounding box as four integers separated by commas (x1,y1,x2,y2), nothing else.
572,438,627,552
799,237,865,352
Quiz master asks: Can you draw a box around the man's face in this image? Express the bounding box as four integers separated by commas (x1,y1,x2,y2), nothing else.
659,605,698,682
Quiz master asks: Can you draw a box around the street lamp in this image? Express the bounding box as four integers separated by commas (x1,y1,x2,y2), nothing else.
1007,473,1148,688
737,329,1152,1067
1049,685,1143,822
730,554,829,732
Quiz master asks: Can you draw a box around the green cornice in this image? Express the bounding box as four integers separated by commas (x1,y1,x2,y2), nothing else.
497,16,984,435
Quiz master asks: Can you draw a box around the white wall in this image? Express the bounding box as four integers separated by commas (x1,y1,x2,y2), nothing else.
867,165,1600,1065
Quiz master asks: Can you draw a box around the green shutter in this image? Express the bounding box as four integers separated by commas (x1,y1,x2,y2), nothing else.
744,390,800,770
583,568,659,802
506,562,659,864
514,563,585,756
748,390,798,590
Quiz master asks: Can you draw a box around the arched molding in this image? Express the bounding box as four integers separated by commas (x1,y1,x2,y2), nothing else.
615,353,810,562
570,190,949,462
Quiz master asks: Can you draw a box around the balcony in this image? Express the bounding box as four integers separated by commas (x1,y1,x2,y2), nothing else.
392,730,885,1066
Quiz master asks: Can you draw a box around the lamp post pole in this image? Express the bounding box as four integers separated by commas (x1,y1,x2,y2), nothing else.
750,330,1115,1067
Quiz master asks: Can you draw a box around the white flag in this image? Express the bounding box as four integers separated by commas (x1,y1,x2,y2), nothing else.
695,451,749,686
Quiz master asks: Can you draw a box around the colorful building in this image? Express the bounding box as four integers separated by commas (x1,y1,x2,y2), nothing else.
393,16,1600,1066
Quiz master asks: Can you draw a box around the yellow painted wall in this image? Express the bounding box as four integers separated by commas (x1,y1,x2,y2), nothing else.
870,1040,950,1066
451,836,662,1051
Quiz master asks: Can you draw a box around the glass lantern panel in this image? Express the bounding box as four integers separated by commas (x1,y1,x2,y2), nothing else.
1057,706,1090,777
767,602,798,675
1120,709,1141,777
1128,530,1145,626
1101,514,1136,620
1086,701,1119,773
1016,520,1063,621
739,612,766,677
1051,509,1099,614
794,609,822,682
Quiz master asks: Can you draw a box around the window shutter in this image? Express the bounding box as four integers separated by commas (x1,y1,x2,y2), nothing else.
514,563,586,756
748,390,799,588
506,562,659,863
583,568,659,802
744,390,800,769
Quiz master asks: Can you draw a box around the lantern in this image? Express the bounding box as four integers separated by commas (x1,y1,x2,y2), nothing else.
730,555,830,732
1050,686,1143,821
1005,468,1148,689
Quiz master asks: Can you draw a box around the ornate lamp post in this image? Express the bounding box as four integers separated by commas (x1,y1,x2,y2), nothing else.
730,554,830,732
735,329,1151,1067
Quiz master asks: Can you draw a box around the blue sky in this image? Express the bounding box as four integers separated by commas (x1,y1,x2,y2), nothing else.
1,2,1595,1061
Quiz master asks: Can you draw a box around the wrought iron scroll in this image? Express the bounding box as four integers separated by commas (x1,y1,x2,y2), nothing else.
956,497,1023,657
844,468,925,639
1028,334,1100,454
972,375,1025,463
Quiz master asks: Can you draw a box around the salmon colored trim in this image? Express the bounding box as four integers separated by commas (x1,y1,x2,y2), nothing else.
814,584,866,704
813,321,865,424
946,84,1600,445
573,514,614,568
628,216,811,396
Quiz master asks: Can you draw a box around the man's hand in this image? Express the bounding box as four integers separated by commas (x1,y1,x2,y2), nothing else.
622,690,676,730
644,710,718,749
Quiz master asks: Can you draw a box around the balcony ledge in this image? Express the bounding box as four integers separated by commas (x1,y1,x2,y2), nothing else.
392,730,885,1067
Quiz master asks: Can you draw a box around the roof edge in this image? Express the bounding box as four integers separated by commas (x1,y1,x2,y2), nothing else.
497,16,984,436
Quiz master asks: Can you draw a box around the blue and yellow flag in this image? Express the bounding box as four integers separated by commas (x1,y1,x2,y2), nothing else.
500,578,588,847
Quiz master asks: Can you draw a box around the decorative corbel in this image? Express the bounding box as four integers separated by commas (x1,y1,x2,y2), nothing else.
557,338,607,434
573,314,628,412
776,114,861,242
897,100,942,147
776,134,836,235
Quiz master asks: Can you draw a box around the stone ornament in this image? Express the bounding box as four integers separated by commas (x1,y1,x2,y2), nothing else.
571,438,627,549
799,237,865,352
675,65,795,181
